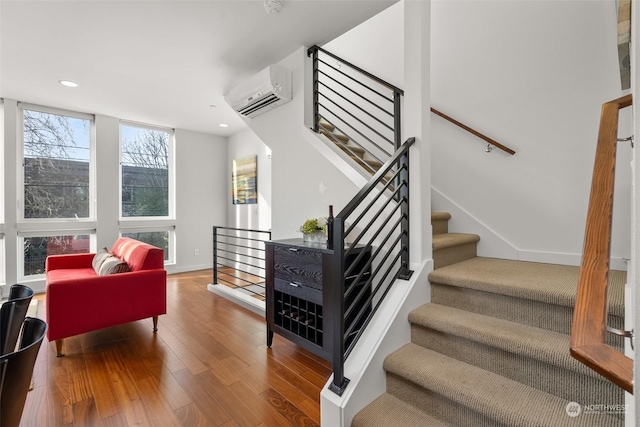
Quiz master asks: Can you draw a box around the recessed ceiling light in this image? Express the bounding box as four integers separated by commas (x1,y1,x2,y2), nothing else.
219,123,229,128
59,80,78,88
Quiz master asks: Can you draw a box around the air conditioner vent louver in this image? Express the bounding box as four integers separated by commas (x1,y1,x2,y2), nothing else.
225,64,292,118
237,93,280,117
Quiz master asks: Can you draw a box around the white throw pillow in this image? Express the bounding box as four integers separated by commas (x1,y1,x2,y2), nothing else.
98,255,130,276
92,247,111,274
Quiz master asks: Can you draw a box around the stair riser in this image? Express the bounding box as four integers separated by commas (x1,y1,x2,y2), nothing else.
431,283,624,345
433,243,477,269
411,325,624,406
337,142,365,156
387,372,622,427
351,394,456,427
318,119,335,132
432,219,449,235
386,374,505,427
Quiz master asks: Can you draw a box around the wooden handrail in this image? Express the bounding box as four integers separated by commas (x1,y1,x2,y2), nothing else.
430,107,516,155
570,94,633,394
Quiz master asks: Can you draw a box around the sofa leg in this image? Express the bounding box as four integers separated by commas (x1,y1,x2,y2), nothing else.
55,339,64,357
152,316,158,332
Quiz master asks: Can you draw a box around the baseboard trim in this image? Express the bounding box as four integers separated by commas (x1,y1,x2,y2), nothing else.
431,187,518,260
207,283,265,316
432,187,628,271
166,263,213,275
517,250,628,271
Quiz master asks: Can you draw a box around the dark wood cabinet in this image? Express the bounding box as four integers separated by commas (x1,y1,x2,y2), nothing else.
265,238,371,361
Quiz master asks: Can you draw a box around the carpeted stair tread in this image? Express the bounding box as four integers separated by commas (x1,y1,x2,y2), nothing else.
319,128,350,143
432,233,480,251
349,154,377,173
409,303,608,379
385,344,621,427
363,157,383,169
428,257,625,317
431,212,451,235
431,212,451,221
352,393,455,427
335,141,366,156
318,117,335,132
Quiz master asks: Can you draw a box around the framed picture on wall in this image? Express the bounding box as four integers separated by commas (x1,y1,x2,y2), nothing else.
232,155,258,204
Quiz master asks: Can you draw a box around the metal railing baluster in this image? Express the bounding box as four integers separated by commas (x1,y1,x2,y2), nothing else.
212,226,271,298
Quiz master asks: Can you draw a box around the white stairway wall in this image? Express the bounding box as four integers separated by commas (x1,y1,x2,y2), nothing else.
326,0,631,267
431,0,630,267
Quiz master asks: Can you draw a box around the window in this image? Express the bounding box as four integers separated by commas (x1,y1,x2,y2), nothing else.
120,122,175,265
120,123,173,218
22,234,90,278
18,104,95,281
121,230,171,261
22,108,93,219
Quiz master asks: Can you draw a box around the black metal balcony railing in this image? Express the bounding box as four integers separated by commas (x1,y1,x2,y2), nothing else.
307,45,404,175
327,137,414,395
213,227,271,299
307,45,414,396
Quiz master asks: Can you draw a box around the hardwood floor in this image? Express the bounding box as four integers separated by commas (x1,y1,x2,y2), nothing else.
22,269,332,426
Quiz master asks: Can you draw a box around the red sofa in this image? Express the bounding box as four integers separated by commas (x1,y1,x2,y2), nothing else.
45,237,167,356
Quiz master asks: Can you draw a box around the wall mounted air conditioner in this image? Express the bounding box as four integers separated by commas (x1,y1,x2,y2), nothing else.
225,64,292,118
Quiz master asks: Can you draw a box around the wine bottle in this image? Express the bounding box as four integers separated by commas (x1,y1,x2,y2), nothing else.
327,205,334,249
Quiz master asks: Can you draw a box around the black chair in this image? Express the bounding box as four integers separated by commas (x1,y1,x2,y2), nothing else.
8,284,34,302
0,317,47,427
1,284,34,355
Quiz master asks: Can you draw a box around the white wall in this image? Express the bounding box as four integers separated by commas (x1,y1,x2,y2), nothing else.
328,0,630,267
631,0,640,422
323,1,404,91
431,0,630,266
174,128,227,273
227,128,272,231
1,100,227,293
245,48,360,240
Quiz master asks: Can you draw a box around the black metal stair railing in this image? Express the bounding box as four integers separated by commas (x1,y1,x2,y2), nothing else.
327,137,415,396
307,45,404,176
213,226,271,298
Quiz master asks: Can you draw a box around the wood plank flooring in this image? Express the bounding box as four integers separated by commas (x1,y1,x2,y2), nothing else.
22,269,331,426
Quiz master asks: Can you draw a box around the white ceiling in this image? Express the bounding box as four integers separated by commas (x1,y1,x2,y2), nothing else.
0,0,396,136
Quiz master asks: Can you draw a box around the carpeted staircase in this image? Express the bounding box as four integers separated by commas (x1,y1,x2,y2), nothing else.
317,117,385,175
352,212,626,426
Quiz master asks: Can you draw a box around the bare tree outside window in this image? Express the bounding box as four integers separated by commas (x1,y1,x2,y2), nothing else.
23,235,89,276
21,108,93,276
121,125,170,217
122,231,169,260
23,109,91,219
